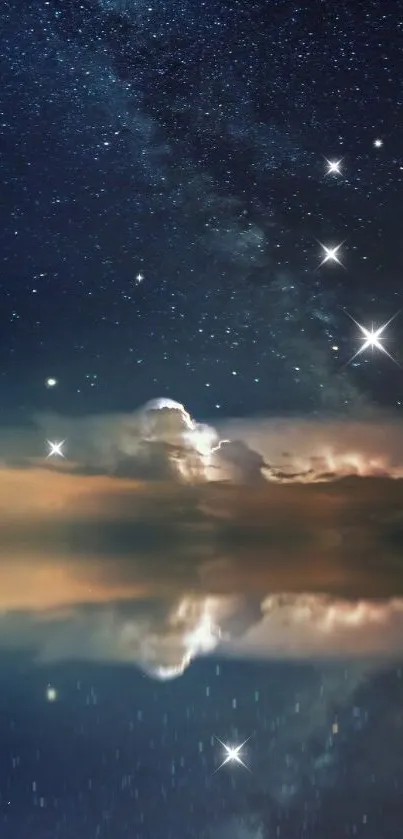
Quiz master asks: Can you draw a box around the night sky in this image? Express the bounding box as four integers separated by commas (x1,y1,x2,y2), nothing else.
2,1,403,837
1,0,403,419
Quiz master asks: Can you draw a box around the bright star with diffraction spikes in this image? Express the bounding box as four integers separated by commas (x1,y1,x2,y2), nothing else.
373,138,383,148
213,737,251,774
344,311,401,366
46,440,66,458
318,242,344,267
325,158,342,175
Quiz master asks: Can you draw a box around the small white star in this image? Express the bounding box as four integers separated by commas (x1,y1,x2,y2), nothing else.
136,273,144,284
345,311,400,366
45,377,58,388
325,158,342,175
46,440,65,458
319,242,343,267
373,138,383,148
213,737,250,773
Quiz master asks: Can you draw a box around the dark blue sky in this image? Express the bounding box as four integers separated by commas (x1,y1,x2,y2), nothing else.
1,0,403,421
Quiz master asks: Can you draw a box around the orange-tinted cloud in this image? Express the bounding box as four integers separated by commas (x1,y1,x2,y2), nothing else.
1,403,403,677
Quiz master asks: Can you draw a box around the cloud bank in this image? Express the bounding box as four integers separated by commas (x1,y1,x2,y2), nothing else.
1,399,403,677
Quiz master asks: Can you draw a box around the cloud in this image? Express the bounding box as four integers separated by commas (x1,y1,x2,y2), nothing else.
2,400,403,677
218,412,403,480
222,594,403,660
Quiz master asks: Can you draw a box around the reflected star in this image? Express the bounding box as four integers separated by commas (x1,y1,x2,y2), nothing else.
345,311,400,366
136,273,144,284
213,737,251,774
325,158,342,175
318,242,343,267
46,686,58,702
46,440,66,458
373,138,383,148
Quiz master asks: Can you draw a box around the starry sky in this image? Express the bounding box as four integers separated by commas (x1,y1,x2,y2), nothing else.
2,0,403,420
2,1,403,838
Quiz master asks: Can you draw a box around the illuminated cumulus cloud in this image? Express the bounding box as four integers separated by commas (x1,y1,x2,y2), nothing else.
138,398,223,481
123,397,271,484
